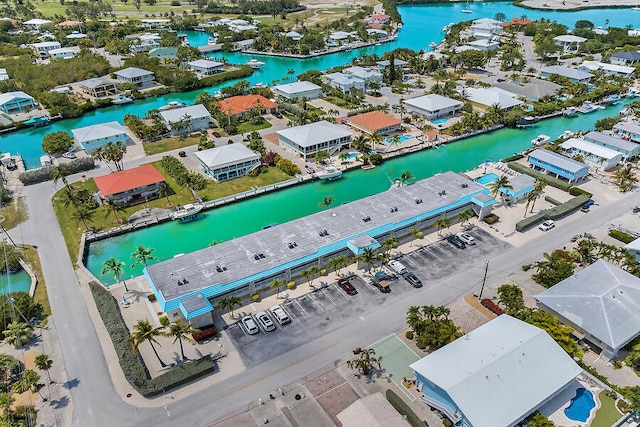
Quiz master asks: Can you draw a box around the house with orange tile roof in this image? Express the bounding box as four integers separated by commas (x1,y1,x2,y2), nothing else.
94,164,166,205
346,111,402,135
217,94,278,118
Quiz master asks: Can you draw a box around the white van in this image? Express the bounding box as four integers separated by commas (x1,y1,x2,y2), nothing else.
270,305,291,325
388,260,407,275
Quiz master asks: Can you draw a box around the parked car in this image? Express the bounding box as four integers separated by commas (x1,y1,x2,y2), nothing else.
446,235,466,249
270,305,291,325
581,199,595,212
456,232,475,245
372,271,392,293
255,311,276,332
337,278,358,295
273,112,283,119
388,260,408,275
404,272,423,288
212,131,222,138
61,152,76,159
241,315,259,335
539,220,555,231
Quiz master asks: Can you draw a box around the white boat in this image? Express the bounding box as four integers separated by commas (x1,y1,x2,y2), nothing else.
563,106,578,117
632,6,640,10
577,101,597,114
531,134,551,146
246,59,266,69
40,155,52,167
316,166,342,181
601,94,620,105
558,130,574,140
170,203,204,222
112,95,133,105
461,3,472,12
207,37,217,45
253,82,267,89
158,101,186,111
429,42,438,49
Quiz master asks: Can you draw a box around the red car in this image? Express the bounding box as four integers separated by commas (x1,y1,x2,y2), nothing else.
337,278,358,295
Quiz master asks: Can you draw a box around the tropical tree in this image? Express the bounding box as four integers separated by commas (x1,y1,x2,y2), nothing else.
128,319,167,367
368,131,383,149
318,195,335,209
400,170,414,185
92,147,113,172
375,252,390,272
356,248,378,273
130,246,158,269
497,284,524,316
570,233,597,266
3,321,33,347
381,237,399,255
270,278,284,299
331,255,349,275
50,164,72,191
457,209,474,226
531,251,575,288
104,199,126,224
218,295,242,318
433,217,451,236
166,320,198,362
157,182,173,206
409,228,423,247
488,175,512,201
70,207,95,231
301,269,314,287
338,152,350,163
101,257,129,291
315,150,330,164
34,354,53,385
347,348,382,376
612,164,637,192
12,370,45,401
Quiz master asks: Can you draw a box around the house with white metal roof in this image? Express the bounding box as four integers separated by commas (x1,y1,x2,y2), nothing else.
576,60,635,78
613,122,640,144
560,138,623,171
31,41,61,58
553,35,586,53
23,18,52,32
499,174,535,204
272,81,322,100
277,120,353,160
583,130,640,160
158,104,212,135
285,31,301,41
625,238,640,263
527,148,589,183
71,121,130,154
540,66,593,83
342,66,383,84
536,260,640,360
188,59,224,77
410,315,582,427
323,72,366,93
404,94,462,120
194,144,260,182
0,69,8,81
48,47,77,59
465,87,522,110
114,67,155,88
0,91,35,114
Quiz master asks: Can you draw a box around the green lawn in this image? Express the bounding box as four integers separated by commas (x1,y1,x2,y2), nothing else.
143,135,200,155
35,0,198,18
591,391,624,427
323,96,359,109
0,198,27,231
237,119,272,134
21,246,50,316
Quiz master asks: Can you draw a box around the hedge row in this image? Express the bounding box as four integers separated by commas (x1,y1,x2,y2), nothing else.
501,154,524,163
516,211,547,232
609,229,636,244
515,195,591,232
569,187,593,198
200,66,253,88
19,157,95,186
507,162,572,191
544,195,561,206
88,282,217,397
160,155,188,179
385,389,423,427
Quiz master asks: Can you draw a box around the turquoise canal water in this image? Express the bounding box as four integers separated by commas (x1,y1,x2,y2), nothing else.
87,101,630,284
0,3,636,168
0,269,31,294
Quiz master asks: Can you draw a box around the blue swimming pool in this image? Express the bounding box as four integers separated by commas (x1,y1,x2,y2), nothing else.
474,173,499,186
382,134,413,145
432,118,448,125
564,388,595,422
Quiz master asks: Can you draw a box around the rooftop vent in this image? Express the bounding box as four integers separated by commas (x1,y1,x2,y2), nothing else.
253,253,266,261
461,183,468,188
390,207,398,213
288,242,298,249
177,278,188,286
362,216,371,223
216,265,227,273
415,198,423,204
438,190,447,196
319,229,329,237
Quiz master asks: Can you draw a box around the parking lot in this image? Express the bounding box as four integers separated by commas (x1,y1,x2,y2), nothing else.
226,226,510,367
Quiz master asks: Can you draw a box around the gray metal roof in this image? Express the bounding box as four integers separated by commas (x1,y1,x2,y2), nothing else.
540,66,593,81
194,144,259,169
145,172,490,303
611,51,640,61
404,94,462,113
188,59,224,68
410,315,582,427
560,138,622,160
465,87,522,109
535,259,640,350
343,66,382,80
159,104,211,124
493,78,561,100
277,120,353,148
0,91,33,105
273,81,321,95
528,149,588,173
506,174,535,193
613,122,640,135
584,131,638,152
324,72,364,86
71,121,127,143
79,77,114,89
114,67,154,79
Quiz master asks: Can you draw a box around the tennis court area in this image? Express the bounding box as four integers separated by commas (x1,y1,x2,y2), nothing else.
371,335,421,399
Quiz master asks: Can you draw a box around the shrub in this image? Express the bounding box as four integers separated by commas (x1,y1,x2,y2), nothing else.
147,293,157,302
192,325,218,342
416,335,428,349
385,389,423,427
287,281,295,290
67,157,96,174
19,166,53,186
544,195,561,206
569,187,593,198
275,157,300,176
609,229,635,244
483,214,499,224
481,298,504,316
159,315,169,326
405,330,414,340
178,151,186,157
508,162,572,191
501,154,524,162
251,294,260,302
369,153,383,165
521,264,531,271
171,0,180,4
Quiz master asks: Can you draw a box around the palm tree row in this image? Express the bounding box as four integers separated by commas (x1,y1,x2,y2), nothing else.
128,318,199,366
101,246,158,291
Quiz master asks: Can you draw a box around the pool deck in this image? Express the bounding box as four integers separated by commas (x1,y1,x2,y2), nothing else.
540,374,605,427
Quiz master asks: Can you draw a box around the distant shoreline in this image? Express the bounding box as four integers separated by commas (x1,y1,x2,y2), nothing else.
514,0,640,11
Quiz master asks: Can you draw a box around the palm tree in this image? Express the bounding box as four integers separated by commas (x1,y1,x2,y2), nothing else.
388,134,401,149
104,199,126,224
331,255,349,275
433,217,451,236
318,195,335,209
409,228,423,247
457,209,474,226
167,320,198,362
406,305,422,332
346,348,382,376
400,170,414,185
218,295,242,318
101,257,128,291
368,131,383,149
356,248,377,273
12,370,44,401
130,246,158,269
301,269,314,287
612,164,637,192
34,354,53,385
57,190,80,209
375,252,390,272
3,322,33,348
70,207,95,231
338,152,350,163
128,319,167,367
50,164,72,191
270,278,284,298
488,175,512,203
526,179,547,214
381,237,399,255
157,182,173,207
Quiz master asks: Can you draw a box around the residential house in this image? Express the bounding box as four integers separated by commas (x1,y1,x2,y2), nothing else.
0,69,8,81
194,144,260,182
48,47,77,59
130,33,161,53
465,87,523,110
466,39,500,51
23,18,52,32
272,81,322,100
625,238,640,263
496,174,536,205
584,130,640,160
0,91,35,114
559,137,622,171
31,41,61,59
233,39,254,51
328,31,353,42
188,59,224,77
217,94,278,118
342,66,383,85
66,31,88,40
376,59,408,73
94,164,165,205
553,35,587,53
79,77,119,98
366,29,389,40
536,259,640,361
323,73,366,93
71,121,130,154
404,94,462,120
469,17,503,39
114,67,155,89
610,50,640,66
285,31,301,41
540,65,593,83
576,60,635,78
158,104,212,135
613,122,640,143
338,393,408,427
277,120,353,160
410,315,583,427
346,111,402,135
140,19,170,29
527,148,589,183
149,47,178,62
493,78,561,101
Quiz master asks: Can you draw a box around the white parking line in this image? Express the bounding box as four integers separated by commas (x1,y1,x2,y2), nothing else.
321,288,339,306
293,299,310,318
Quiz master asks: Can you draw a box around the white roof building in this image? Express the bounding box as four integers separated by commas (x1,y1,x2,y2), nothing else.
194,144,260,182
71,121,129,153
272,81,323,100
576,60,635,78
23,18,52,31
465,87,523,110
404,94,463,120
285,31,301,40
342,66,383,83
0,69,7,81
553,34,587,52
66,31,88,39
277,120,353,159
559,137,623,170
410,315,582,427
583,130,640,159
540,66,593,83
613,122,640,143
158,104,211,124
536,259,640,360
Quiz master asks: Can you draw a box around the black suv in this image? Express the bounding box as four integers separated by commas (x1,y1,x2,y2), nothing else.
446,235,466,249
404,273,422,288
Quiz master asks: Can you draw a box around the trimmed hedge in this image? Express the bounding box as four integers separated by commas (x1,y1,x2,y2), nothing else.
88,282,217,397
569,187,593,198
19,157,95,186
515,211,547,232
483,214,499,224
385,389,423,427
507,162,572,191
609,229,636,244
544,195,561,206
501,154,524,163
192,325,218,342
516,195,591,232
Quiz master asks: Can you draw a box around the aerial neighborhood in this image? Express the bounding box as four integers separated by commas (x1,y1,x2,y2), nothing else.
0,1,639,426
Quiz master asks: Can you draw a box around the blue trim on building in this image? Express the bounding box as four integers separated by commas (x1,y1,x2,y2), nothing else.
179,296,213,320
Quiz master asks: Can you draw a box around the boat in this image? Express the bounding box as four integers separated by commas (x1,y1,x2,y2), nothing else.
261,223,279,230
207,37,217,45
429,42,438,49
601,94,621,105
316,166,342,181
304,165,315,174
170,203,204,222
362,164,376,170
246,59,266,69
40,155,52,167
632,6,640,10
515,116,540,127
112,95,134,105
253,82,267,89
159,101,186,111
557,130,574,140
23,115,50,127
577,101,597,114
461,2,472,12
562,106,578,117
531,134,551,146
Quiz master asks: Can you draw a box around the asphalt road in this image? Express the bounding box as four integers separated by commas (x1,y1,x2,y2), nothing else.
19,168,640,427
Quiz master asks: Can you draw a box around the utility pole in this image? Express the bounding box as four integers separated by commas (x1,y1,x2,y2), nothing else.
478,261,489,301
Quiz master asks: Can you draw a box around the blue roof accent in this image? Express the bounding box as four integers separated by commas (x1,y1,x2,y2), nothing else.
179,294,213,320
